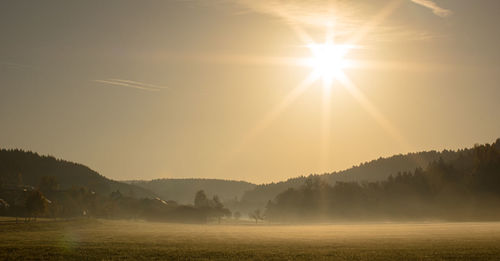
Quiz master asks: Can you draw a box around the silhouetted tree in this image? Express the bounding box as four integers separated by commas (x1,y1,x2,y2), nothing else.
194,190,209,208
211,195,231,223
25,190,48,221
249,209,264,224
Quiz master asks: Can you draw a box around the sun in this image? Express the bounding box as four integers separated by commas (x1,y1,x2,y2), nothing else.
305,43,351,86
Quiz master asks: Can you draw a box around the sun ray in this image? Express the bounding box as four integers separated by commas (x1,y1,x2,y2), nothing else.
325,21,335,45
166,52,307,67
232,72,320,154
319,23,335,170
158,51,458,75
345,0,403,47
349,59,458,73
335,72,412,151
216,72,320,171
320,76,333,170
220,0,412,167
312,0,409,168
288,22,315,46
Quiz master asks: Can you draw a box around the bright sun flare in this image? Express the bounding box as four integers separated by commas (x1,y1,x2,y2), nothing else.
306,43,351,86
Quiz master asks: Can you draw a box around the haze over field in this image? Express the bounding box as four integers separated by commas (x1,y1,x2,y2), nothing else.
3,220,500,260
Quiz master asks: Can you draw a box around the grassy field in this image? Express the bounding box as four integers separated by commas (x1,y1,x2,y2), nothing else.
1,219,500,260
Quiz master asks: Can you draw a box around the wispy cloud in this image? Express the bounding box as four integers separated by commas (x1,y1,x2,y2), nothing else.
93,79,168,92
225,0,367,29
217,0,452,42
0,61,34,70
410,0,452,17
224,0,451,28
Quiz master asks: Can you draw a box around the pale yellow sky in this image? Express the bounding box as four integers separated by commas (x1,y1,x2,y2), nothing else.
1,0,499,183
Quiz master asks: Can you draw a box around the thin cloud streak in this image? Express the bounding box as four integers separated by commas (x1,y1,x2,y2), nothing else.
219,0,452,42
0,61,35,70
411,0,452,17
226,0,368,29
93,79,167,92
108,79,168,90
225,0,452,27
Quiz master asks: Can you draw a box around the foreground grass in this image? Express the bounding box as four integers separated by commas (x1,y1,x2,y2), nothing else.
1,219,500,260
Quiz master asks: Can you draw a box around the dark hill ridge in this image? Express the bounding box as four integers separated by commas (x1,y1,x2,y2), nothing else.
0,149,155,198
240,149,465,206
2,140,496,209
264,139,500,222
129,149,464,206
128,178,256,204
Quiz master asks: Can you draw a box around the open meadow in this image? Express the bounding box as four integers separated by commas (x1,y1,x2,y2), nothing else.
1,219,500,260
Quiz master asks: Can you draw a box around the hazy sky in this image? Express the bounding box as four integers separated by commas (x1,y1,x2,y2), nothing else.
1,0,499,184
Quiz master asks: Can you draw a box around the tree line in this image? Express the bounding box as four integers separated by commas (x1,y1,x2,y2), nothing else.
240,149,460,210
265,139,500,222
0,175,234,223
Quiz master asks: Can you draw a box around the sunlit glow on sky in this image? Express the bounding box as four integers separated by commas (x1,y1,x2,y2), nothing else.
305,42,352,87
231,1,414,172
1,1,500,183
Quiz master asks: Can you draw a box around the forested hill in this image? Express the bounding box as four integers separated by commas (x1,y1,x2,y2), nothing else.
0,149,155,198
241,149,465,206
266,139,500,222
128,179,256,204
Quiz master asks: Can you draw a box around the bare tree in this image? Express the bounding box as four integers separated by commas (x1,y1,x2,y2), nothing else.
249,209,264,224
